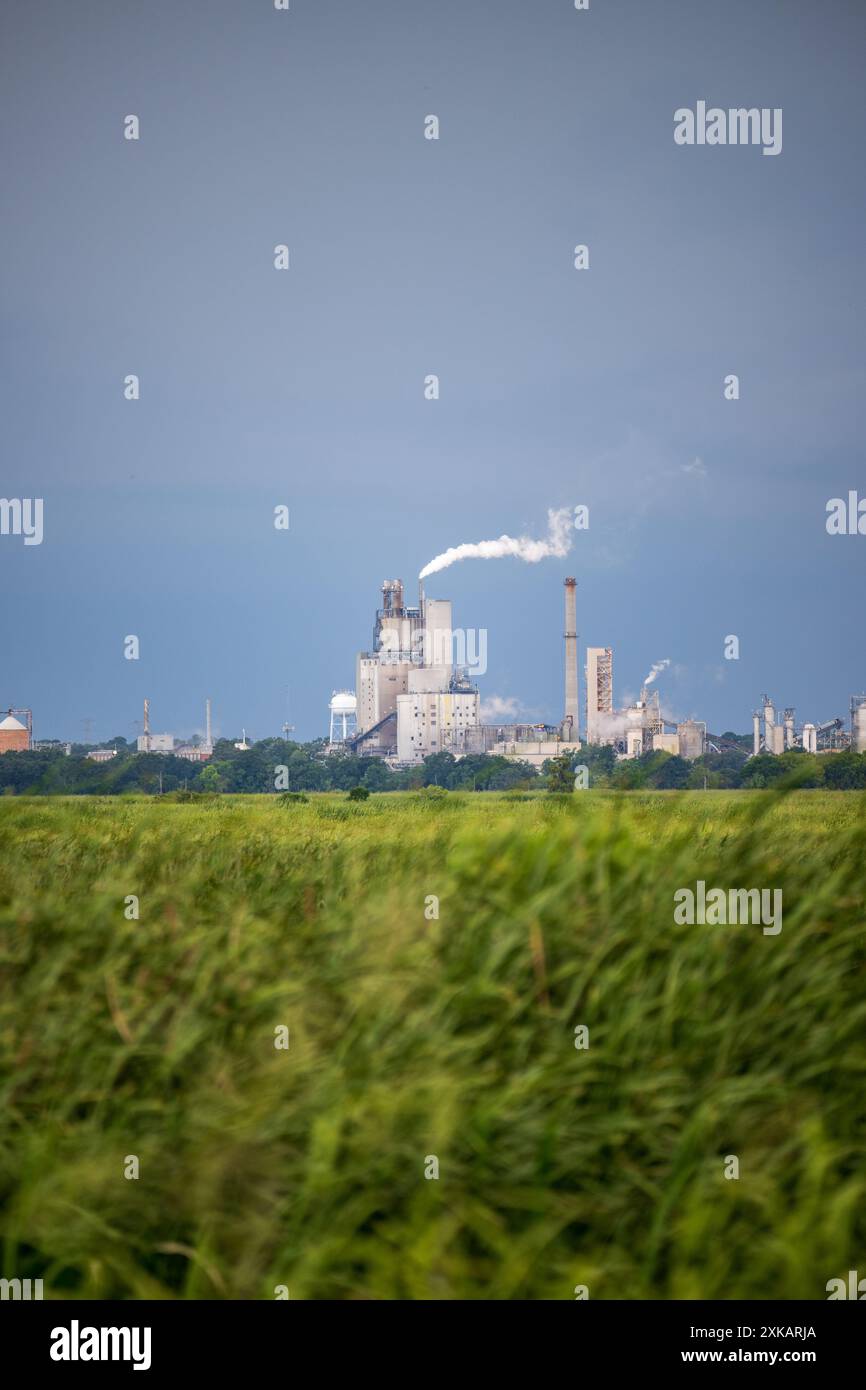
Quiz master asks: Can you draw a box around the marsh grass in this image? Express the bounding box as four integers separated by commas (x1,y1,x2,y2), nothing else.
0,790,864,1299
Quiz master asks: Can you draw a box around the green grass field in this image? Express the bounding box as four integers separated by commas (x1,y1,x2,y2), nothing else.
1,790,864,1299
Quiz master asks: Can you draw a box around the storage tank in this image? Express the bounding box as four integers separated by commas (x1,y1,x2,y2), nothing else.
329,690,358,744
854,700,866,755
802,723,817,754
677,720,706,761
0,713,30,753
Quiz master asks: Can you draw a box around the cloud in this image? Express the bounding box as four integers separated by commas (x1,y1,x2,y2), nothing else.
681,456,707,477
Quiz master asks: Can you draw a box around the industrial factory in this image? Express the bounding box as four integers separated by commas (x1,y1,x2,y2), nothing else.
4,583,864,767
341,577,704,767
348,579,481,763
752,693,866,756
583,643,707,763
335,573,866,770
135,697,214,761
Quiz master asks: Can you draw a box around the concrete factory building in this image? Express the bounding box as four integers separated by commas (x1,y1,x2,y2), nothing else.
585,647,613,746
351,579,479,764
136,700,174,753
677,719,707,762
349,575,586,768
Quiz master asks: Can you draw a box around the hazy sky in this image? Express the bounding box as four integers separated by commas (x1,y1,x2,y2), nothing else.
2,0,864,743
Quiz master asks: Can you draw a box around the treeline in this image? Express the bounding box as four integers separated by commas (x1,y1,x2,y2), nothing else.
0,740,539,796
2,739,865,797
565,744,866,791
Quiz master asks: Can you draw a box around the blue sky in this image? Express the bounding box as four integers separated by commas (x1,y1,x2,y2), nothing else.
2,0,864,742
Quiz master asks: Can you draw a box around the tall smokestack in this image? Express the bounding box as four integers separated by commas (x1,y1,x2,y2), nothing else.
206,697,212,751
753,711,761,757
564,578,579,740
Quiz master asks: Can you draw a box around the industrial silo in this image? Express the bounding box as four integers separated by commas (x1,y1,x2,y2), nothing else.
677,720,706,761
0,712,30,753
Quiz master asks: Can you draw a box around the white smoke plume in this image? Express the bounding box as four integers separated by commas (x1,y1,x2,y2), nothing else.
419,507,573,580
479,695,522,723
593,711,632,741
643,659,670,687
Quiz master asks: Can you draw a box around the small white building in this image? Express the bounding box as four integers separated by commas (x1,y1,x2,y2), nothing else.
137,732,175,753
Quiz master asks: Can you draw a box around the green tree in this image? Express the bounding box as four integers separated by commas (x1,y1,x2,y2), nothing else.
361,760,395,792
653,754,691,789
546,752,575,793
823,752,866,789
610,759,648,790
197,764,222,792
422,751,458,788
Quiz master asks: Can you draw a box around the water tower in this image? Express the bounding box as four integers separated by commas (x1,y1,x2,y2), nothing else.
329,691,357,744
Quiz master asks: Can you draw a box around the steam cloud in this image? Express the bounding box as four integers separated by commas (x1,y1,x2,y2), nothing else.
594,711,632,741
643,659,671,687
419,507,573,580
479,695,522,723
